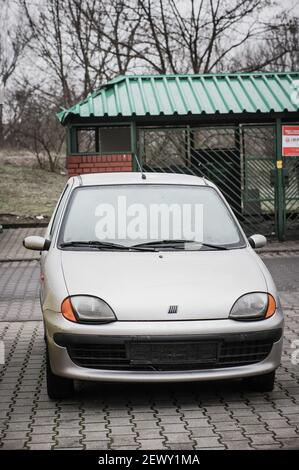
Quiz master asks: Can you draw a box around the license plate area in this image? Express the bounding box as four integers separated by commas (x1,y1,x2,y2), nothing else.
127,341,218,365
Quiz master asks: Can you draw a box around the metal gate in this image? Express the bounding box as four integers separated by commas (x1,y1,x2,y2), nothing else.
241,125,276,237
284,156,299,238
137,124,299,239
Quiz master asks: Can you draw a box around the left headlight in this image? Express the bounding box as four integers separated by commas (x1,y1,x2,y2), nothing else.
230,292,276,321
61,296,116,323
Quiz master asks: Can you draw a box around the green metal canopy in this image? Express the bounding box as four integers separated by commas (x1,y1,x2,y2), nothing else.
57,72,299,124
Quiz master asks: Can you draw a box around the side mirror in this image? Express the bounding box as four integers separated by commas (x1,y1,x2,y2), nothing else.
23,236,51,251
248,234,267,249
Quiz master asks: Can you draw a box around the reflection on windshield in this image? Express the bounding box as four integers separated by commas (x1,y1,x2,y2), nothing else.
59,185,245,250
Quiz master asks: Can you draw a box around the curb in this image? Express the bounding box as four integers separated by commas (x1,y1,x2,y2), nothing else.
0,258,40,263
1,223,48,229
257,248,299,254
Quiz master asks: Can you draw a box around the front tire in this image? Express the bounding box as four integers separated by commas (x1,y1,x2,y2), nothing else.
243,370,276,392
46,346,74,399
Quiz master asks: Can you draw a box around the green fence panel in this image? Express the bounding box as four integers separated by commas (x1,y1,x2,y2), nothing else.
138,125,282,238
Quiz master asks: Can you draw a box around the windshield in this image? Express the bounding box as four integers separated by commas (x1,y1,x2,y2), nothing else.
58,184,245,250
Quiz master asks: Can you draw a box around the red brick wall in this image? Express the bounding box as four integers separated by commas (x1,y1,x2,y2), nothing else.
67,154,133,176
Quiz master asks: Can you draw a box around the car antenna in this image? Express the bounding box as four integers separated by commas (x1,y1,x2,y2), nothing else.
134,153,146,180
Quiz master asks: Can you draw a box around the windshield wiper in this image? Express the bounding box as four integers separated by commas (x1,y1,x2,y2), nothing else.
132,239,228,250
60,240,128,249
198,242,228,250
59,240,157,251
133,239,194,247
60,240,228,251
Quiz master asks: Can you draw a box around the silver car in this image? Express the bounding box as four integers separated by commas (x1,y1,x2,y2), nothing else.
24,172,283,399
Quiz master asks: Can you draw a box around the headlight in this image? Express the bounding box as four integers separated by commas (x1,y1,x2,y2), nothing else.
61,296,116,323
230,292,276,321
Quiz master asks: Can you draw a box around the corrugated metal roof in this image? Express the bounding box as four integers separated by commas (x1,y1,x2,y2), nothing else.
57,72,299,123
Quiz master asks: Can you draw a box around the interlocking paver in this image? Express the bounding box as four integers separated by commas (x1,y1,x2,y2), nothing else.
83,423,107,432
247,434,278,445
285,414,299,425
109,426,134,435
161,424,188,433
5,422,30,432
194,436,223,448
0,241,299,450
158,416,183,424
206,413,232,422
83,431,109,440
0,228,44,261
31,425,55,434
138,439,165,449
219,430,247,440
236,416,263,425
29,443,53,450
57,428,81,437
165,433,194,444
272,427,299,438
1,439,27,449
266,419,290,428
85,441,109,449
252,444,281,449
225,440,253,450
240,424,269,434
135,421,161,430
108,417,133,426
110,436,137,446
211,422,241,431
180,417,210,426
53,437,83,448
279,437,299,448
189,427,219,437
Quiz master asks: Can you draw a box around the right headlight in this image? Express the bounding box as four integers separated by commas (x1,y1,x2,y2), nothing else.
229,292,276,321
61,295,116,323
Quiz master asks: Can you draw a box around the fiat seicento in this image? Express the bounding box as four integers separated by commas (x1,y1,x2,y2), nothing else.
24,172,283,398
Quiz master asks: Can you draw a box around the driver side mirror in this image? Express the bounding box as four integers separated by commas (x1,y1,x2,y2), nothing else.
23,236,51,251
248,234,267,249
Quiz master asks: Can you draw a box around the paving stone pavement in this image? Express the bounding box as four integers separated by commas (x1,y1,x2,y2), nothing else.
0,228,44,262
0,261,41,321
0,228,299,450
0,314,299,450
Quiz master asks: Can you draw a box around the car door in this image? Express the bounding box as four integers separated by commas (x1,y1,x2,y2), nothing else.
40,181,73,305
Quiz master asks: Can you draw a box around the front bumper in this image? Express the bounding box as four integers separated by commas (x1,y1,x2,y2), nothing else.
44,308,284,383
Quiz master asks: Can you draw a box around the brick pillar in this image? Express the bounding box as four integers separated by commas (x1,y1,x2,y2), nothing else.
67,154,133,177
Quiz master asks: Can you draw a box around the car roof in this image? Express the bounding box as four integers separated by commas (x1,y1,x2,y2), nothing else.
70,172,213,187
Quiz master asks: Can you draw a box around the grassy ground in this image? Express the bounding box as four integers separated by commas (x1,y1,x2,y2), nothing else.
0,163,67,223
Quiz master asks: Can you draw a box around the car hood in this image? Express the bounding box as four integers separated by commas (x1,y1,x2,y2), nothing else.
60,248,267,321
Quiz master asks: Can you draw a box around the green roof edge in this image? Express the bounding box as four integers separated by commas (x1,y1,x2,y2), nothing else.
56,71,299,124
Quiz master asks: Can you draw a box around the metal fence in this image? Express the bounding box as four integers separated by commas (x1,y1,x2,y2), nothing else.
138,124,299,240
284,156,299,238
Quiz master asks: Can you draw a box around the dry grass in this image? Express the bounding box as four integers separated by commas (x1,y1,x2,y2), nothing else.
0,163,67,219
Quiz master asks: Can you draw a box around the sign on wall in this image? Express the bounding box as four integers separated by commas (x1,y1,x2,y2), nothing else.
282,125,299,157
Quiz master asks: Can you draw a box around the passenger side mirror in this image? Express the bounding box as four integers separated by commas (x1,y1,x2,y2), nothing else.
248,234,267,249
23,236,51,251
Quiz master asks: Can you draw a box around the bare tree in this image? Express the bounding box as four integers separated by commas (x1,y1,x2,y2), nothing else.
106,0,272,74
0,1,31,86
232,13,299,72
22,0,75,107
21,0,138,105
8,84,65,172
0,0,31,145
20,0,296,107
63,0,103,96
70,0,141,79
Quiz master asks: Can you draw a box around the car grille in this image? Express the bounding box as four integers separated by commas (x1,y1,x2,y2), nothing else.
66,338,274,371
218,340,273,367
